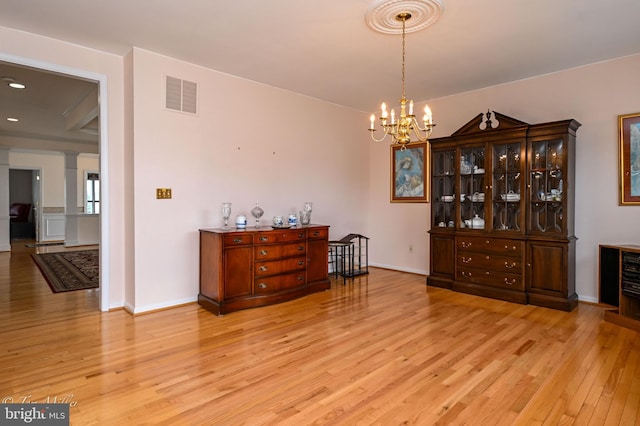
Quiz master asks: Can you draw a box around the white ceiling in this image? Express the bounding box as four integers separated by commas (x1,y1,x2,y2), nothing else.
1,0,640,145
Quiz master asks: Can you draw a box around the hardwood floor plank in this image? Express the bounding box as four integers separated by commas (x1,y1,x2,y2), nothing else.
2,241,640,424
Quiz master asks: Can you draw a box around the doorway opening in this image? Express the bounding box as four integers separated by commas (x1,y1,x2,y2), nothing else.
0,55,110,312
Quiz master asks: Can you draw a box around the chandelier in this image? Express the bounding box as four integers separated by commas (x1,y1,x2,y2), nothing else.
368,11,436,149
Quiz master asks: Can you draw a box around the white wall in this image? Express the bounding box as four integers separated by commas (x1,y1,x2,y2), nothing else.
9,151,64,207
129,48,370,312
368,53,640,302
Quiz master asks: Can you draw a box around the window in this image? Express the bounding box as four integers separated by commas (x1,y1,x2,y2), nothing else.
86,172,100,214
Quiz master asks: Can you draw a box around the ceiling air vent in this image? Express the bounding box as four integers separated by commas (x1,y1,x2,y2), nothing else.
165,76,198,115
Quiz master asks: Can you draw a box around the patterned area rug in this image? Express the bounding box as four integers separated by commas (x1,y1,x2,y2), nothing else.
25,242,64,248
32,250,99,293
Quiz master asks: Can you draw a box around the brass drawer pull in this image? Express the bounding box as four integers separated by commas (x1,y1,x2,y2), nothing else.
260,236,269,241
504,278,516,285
462,241,472,249
233,238,243,243
297,260,305,266
462,271,472,277
504,262,516,269
260,250,268,255
258,283,267,289
297,275,304,281
299,233,306,238
258,266,268,272
297,245,304,251
462,256,471,264
312,231,320,237
504,245,517,251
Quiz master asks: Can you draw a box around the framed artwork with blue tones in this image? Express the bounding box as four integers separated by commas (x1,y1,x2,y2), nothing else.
619,113,640,205
391,142,429,203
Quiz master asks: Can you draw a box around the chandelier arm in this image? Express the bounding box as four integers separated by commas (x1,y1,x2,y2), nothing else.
411,116,436,132
369,126,393,143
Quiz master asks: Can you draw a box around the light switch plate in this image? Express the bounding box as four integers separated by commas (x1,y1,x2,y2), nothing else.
156,188,172,199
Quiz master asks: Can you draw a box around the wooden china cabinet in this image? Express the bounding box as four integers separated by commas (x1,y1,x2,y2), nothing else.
427,111,581,311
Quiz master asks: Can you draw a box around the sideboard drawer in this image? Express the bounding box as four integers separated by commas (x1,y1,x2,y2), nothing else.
254,242,306,260
308,227,328,240
255,229,307,244
254,256,307,277
223,233,253,246
254,271,307,294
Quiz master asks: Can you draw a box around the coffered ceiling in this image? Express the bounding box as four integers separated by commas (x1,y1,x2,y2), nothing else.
1,0,640,148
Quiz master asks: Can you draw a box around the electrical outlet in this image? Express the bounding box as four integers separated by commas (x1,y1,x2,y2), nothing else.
156,188,172,199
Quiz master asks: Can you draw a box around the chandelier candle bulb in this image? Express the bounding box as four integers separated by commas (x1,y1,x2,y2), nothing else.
370,114,375,129
409,100,414,115
424,105,432,124
390,108,395,124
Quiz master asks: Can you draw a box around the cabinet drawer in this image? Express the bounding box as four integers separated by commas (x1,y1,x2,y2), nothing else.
308,227,328,240
457,266,524,290
254,271,306,294
255,229,307,244
255,256,306,277
457,252,521,273
254,242,306,260
223,233,253,246
457,237,523,256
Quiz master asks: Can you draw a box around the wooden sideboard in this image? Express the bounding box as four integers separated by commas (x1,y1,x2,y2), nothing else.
199,225,330,315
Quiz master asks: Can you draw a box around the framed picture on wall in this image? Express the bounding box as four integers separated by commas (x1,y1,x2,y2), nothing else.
391,142,429,203
618,112,640,205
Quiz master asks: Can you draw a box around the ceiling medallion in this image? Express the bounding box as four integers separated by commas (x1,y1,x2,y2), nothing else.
365,0,444,35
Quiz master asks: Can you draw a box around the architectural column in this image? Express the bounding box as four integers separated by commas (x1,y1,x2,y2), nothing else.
0,148,10,251
64,152,80,246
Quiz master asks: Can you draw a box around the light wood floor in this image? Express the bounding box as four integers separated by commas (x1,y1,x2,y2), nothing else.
1,241,639,425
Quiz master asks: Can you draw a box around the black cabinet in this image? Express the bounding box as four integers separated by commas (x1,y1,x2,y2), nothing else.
599,244,640,332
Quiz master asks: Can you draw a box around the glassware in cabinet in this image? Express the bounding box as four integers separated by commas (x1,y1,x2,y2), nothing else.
459,146,486,229
431,149,456,229
529,139,564,234
492,142,524,231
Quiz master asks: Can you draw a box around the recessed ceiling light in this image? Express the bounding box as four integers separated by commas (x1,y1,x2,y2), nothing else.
1,77,26,89
7,117,19,122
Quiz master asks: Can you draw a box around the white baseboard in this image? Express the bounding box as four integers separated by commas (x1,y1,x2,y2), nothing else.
127,296,198,315
369,262,428,276
577,294,598,303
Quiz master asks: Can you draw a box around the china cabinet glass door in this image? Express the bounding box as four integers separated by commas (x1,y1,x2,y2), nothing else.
492,142,524,232
529,139,565,235
431,149,456,229
459,146,486,230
